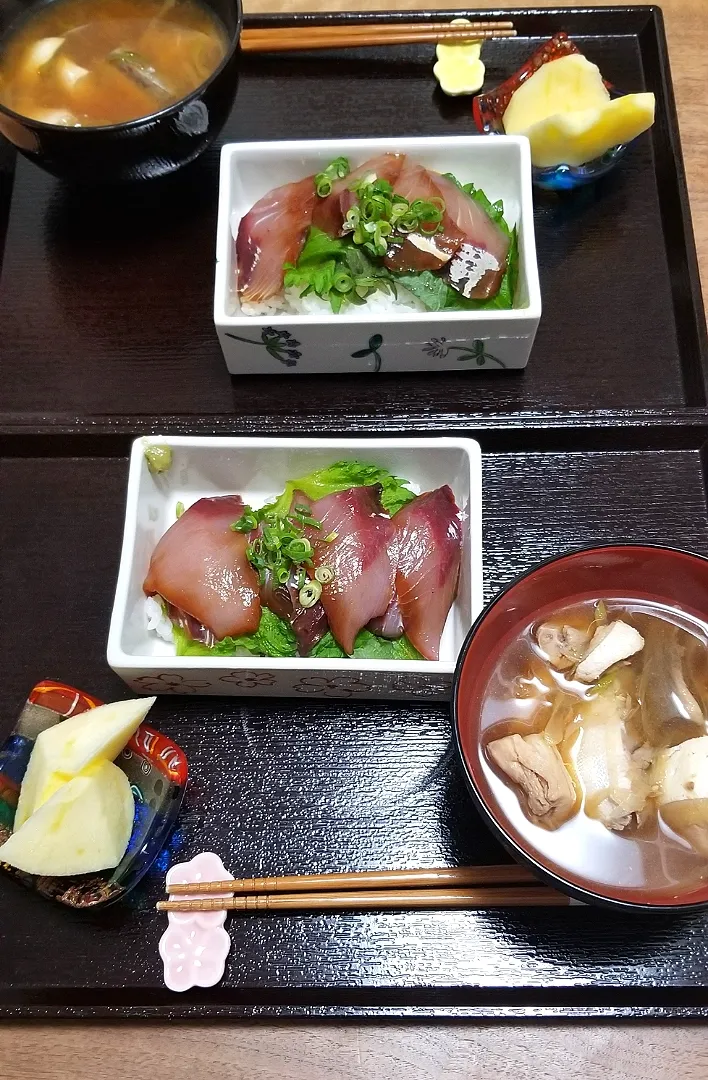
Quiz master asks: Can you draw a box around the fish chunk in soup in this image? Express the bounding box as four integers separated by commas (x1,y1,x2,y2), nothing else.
0,0,228,127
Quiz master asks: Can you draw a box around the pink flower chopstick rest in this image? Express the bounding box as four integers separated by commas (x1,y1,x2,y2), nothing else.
159,851,234,992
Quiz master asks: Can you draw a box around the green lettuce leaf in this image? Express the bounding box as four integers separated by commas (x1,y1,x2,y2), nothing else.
310,630,422,660
264,460,416,518
173,608,297,658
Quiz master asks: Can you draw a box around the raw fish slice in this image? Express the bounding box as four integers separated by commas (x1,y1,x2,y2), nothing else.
143,496,261,641
432,171,510,268
366,532,404,639
261,568,328,656
312,153,406,236
423,169,510,300
300,486,396,655
237,176,316,302
393,486,462,661
387,162,471,279
367,598,404,640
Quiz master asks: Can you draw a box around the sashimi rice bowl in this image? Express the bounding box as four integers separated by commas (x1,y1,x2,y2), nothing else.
213,137,541,375
233,148,517,318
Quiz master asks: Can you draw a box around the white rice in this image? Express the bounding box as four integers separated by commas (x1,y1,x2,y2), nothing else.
144,595,174,643
238,284,426,318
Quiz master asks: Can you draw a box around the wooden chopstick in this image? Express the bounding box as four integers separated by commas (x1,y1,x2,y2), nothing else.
166,864,539,896
241,24,516,53
158,886,568,913
248,20,516,37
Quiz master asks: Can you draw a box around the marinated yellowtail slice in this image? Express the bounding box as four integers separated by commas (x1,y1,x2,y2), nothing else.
237,175,317,303
312,153,406,237
392,162,510,300
392,486,463,662
299,486,396,656
143,495,261,640
574,674,652,831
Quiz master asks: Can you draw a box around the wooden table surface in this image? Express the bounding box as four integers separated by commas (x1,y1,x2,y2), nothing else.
3,2,708,1077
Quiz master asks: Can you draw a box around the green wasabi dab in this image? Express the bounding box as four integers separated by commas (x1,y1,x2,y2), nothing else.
144,444,173,474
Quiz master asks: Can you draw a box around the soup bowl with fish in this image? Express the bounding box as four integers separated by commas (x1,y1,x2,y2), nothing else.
453,544,708,911
0,0,241,182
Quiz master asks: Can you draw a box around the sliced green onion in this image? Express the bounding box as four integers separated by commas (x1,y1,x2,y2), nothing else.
314,156,350,198
323,531,338,543
285,537,313,562
299,579,322,608
333,270,354,293
275,565,291,585
232,509,258,532
175,500,185,519
315,566,334,584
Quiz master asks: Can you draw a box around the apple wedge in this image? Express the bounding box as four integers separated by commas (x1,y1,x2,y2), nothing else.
502,52,656,168
0,760,134,876
14,696,155,829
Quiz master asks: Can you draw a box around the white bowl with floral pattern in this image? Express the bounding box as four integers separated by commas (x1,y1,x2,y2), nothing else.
214,135,541,375
107,436,482,700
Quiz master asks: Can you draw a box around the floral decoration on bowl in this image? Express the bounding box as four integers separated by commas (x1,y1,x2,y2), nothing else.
473,32,629,192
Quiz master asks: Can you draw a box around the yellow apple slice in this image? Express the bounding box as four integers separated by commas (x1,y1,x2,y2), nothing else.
14,696,155,829
519,93,656,168
503,53,611,136
0,760,134,877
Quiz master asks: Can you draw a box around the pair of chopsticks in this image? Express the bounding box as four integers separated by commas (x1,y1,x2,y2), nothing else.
241,20,516,54
157,864,570,913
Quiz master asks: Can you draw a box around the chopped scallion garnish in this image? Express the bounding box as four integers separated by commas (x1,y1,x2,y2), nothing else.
299,579,322,608
314,156,350,198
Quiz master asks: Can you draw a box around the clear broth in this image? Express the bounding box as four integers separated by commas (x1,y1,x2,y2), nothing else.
0,0,228,126
480,599,708,899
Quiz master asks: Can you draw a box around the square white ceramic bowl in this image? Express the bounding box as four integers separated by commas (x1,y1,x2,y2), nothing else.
107,437,482,700
214,135,541,375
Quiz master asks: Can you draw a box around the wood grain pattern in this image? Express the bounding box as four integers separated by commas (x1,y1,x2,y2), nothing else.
2,0,708,1073
5,1021,708,1079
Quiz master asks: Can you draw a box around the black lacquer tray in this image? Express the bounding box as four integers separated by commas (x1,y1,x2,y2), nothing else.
2,6,708,1020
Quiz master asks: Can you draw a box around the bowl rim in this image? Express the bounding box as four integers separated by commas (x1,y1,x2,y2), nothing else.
451,540,708,914
0,0,243,134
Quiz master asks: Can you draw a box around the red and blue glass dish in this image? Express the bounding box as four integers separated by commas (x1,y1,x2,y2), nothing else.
0,680,187,908
473,33,629,192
